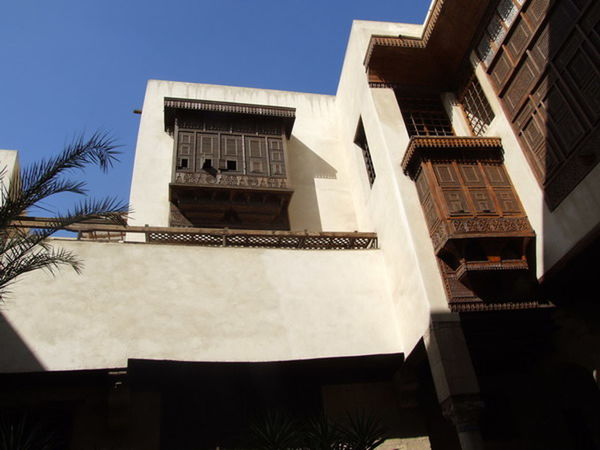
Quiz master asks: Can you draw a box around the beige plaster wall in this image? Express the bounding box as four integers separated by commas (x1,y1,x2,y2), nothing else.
129,80,359,234
0,239,401,373
335,21,453,358
0,150,19,197
475,63,600,276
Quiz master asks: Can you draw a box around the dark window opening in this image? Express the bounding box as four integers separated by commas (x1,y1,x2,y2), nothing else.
226,160,237,171
396,95,454,137
202,159,212,169
354,118,376,187
179,158,189,169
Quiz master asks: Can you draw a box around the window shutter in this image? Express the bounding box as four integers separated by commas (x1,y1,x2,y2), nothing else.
177,131,195,170
220,135,242,173
195,133,218,169
245,136,268,175
268,138,286,178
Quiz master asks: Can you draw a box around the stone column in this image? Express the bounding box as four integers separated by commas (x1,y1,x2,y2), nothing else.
441,394,485,450
425,316,484,450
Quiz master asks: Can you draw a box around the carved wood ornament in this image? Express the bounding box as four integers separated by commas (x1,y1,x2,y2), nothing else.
477,0,599,209
403,136,539,311
165,99,295,230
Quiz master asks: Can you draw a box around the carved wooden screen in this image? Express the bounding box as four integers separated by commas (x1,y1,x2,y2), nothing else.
174,117,287,180
245,136,268,176
396,95,454,137
416,170,440,231
425,160,524,224
477,0,599,209
268,138,286,177
196,133,218,171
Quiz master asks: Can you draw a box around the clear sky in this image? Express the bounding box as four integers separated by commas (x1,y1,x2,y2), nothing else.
0,0,429,217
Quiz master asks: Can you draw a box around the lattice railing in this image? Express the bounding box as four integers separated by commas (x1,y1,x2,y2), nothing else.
10,217,378,251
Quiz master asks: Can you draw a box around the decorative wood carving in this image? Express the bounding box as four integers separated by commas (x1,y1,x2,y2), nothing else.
164,98,295,138
147,229,378,250
363,0,446,64
364,0,492,89
167,100,294,230
173,172,288,189
430,217,532,253
402,136,504,179
478,0,600,209
405,135,538,309
169,184,293,230
10,217,378,251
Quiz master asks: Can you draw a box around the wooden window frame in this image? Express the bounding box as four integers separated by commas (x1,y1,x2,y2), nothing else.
477,0,525,68
354,118,376,187
397,95,455,138
459,75,496,136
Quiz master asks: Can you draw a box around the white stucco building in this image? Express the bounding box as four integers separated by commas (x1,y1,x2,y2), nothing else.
1,0,599,449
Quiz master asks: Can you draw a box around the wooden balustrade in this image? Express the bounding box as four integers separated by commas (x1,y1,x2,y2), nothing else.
9,217,378,251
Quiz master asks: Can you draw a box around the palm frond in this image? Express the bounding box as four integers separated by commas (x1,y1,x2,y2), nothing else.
0,131,120,229
0,131,126,301
0,413,60,450
0,246,82,299
302,414,342,450
248,411,300,450
338,411,387,450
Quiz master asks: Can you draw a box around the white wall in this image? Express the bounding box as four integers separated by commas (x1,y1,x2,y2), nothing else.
0,150,19,200
0,239,402,373
335,21,454,358
129,81,359,233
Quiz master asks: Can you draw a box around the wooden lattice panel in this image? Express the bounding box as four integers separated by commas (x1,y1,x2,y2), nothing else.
478,0,600,209
9,218,378,251
397,95,454,137
459,76,495,136
145,230,378,250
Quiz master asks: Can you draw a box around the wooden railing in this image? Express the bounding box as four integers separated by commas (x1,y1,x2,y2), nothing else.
9,217,378,250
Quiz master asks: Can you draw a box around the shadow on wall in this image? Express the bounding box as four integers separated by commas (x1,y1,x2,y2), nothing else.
540,0,600,394
540,0,600,289
489,4,600,442
0,312,45,373
287,136,338,232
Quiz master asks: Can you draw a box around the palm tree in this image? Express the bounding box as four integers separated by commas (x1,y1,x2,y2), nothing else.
0,132,128,300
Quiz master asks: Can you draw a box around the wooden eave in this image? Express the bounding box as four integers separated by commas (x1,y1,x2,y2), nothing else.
401,136,504,179
164,98,296,138
364,0,494,89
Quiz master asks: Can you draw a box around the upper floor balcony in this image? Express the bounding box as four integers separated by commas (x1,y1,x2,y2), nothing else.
395,92,538,309
164,98,296,230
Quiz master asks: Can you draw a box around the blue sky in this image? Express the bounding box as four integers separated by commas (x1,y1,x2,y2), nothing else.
0,1,429,217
